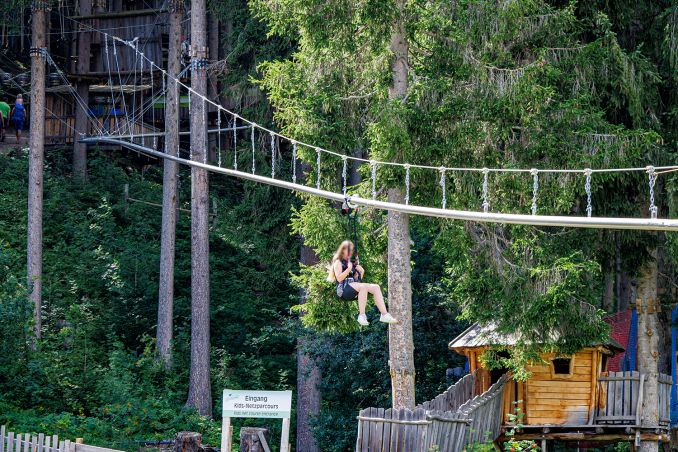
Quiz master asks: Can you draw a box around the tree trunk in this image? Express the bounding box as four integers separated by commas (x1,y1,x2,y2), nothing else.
27,0,47,343
386,0,416,410
240,427,270,452
186,0,212,417
175,432,202,452
296,243,321,452
207,14,219,160
637,249,659,452
156,0,184,370
72,0,92,181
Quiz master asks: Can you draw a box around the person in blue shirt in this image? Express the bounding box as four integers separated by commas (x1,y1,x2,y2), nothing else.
10,96,26,144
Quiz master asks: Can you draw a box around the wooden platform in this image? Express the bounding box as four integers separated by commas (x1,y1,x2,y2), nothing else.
499,424,671,444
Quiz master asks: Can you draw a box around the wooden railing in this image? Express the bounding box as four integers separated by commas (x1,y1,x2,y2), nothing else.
0,425,123,452
355,375,507,452
594,371,672,426
417,371,476,412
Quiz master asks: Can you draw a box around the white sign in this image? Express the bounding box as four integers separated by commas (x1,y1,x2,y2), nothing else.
223,389,292,419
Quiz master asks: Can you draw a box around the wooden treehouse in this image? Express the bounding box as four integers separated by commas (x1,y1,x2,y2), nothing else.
42,0,176,147
449,323,672,449
0,0,196,149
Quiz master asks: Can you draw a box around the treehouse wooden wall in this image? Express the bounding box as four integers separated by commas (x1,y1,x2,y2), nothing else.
465,347,608,426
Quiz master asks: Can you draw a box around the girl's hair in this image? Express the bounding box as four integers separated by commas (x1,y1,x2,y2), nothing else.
327,240,353,282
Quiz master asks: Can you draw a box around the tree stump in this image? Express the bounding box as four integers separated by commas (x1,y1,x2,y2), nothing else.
175,432,202,452
239,427,270,452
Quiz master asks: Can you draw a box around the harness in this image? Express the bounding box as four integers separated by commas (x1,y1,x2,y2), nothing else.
341,196,362,282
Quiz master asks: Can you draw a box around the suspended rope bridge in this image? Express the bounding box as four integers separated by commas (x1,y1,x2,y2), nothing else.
41,21,678,232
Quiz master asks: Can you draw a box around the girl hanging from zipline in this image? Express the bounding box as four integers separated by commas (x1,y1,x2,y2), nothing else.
327,240,398,326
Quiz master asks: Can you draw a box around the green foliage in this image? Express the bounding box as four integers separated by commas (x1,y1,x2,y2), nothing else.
0,150,297,448
254,0,675,373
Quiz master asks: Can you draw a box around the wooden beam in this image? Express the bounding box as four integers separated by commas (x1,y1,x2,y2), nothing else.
500,432,670,442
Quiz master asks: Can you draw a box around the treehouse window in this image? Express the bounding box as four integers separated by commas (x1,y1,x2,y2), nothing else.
552,358,572,375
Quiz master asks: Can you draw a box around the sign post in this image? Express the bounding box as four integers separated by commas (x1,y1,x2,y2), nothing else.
221,389,293,452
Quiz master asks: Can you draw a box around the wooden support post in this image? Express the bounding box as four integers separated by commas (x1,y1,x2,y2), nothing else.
156,0,184,371
280,418,290,452
221,416,231,452
27,0,48,344
186,0,212,416
72,0,94,181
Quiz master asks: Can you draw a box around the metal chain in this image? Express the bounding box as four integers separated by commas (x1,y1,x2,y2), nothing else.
270,132,276,178
202,98,207,164
216,112,222,167
404,164,411,205
530,168,539,215
647,166,658,219
584,168,592,217
292,141,297,184
482,168,490,213
439,167,446,209
342,156,348,196
316,148,321,189
371,160,377,200
251,124,256,174
233,113,238,170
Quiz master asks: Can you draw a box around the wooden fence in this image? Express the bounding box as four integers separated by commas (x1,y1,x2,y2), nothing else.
594,371,672,426
355,375,507,452
458,375,508,446
0,426,123,452
355,408,470,452
417,372,476,413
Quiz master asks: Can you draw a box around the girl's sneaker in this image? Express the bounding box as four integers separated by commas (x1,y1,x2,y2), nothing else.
357,314,369,326
379,313,398,324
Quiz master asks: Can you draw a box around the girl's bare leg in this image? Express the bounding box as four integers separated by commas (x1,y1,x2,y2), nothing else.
358,287,369,315
368,284,388,314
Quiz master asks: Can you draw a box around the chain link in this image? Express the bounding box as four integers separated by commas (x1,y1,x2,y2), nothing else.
647,166,658,219
292,141,297,184
342,156,348,196
530,168,539,215
216,112,222,167
404,164,411,205
439,167,447,209
370,160,377,200
482,168,490,213
270,132,276,178
233,114,238,170
584,168,592,217
316,148,321,190
251,124,256,174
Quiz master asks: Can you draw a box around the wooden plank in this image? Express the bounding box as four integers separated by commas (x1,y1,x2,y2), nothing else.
13,432,20,452
369,407,381,452
526,381,593,390
7,431,14,452
636,374,645,426
389,409,399,452
1,426,5,452
381,408,392,452
355,409,364,452
37,434,44,452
